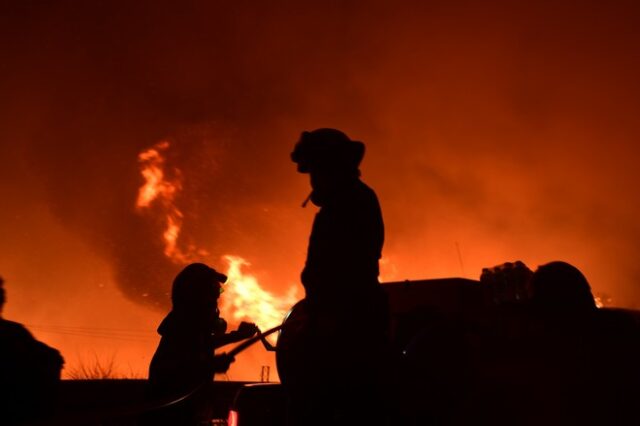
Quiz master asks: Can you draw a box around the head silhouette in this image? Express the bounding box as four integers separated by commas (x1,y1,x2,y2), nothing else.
171,263,227,314
291,128,365,175
530,261,596,312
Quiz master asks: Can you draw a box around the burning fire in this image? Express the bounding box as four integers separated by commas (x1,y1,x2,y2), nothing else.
220,255,299,338
594,293,612,309
136,140,205,263
136,141,298,339
136,141,178,208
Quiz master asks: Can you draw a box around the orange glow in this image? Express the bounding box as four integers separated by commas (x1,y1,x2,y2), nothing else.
594,294,613,309
379,256,401,283
3,3,640,385
137,141,298,355
228,409,239,426
220,255,298,343
136,141,206,263
136,141,178,208
163,210,185,260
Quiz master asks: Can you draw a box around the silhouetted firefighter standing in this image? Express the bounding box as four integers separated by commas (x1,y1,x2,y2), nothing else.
285,128,390,426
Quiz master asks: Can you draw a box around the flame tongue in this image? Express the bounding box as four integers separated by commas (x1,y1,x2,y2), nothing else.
136,140,203,263
221,255,298,337
136,141,178,208
135,141,298,341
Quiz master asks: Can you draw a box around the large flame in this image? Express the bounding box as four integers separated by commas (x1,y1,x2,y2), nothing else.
220,255,298,338
136,141,204,263
136,141,298,340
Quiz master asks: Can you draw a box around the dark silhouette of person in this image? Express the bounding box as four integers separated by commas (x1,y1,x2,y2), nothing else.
143,263,258,425
0,276,64,425
451,262,606,425
511,261,639,425
285,128,390,426
529,261,597,314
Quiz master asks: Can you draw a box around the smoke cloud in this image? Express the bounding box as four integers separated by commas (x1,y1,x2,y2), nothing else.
1,1,640,377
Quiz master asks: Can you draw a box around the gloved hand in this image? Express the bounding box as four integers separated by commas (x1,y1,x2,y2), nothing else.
235,321,259,339
212,353,235,373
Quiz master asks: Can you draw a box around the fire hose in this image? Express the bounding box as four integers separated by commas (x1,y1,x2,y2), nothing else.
91,324,287,423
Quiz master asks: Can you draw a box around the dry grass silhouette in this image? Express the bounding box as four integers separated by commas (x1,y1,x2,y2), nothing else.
66,353,142,379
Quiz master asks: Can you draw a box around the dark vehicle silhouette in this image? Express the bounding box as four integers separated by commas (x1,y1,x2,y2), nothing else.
229,274,640,426
42,271,640,425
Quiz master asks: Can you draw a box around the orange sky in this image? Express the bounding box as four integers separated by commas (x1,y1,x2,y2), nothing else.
1,1,639,379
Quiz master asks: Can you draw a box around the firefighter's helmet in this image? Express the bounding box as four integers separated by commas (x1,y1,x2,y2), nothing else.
291,128,365,173
171,263,227,310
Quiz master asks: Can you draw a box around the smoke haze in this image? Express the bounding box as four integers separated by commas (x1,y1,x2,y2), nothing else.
1,0,639,378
